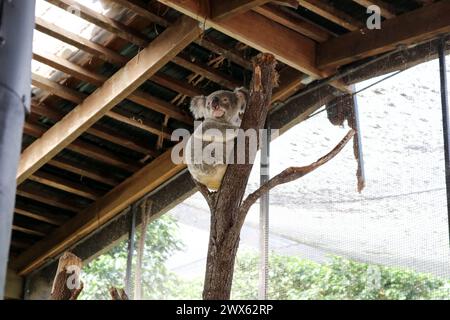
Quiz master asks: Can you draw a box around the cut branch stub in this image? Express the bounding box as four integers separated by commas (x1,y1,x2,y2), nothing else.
50,252,83,300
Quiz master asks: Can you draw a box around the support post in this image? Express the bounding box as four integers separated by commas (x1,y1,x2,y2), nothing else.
125,204,137,298
0,0,35,299
438,37,450,243
258,125,270,300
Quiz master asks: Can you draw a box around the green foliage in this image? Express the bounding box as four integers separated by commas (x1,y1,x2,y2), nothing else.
79,215,183,300
229,253,450,300
169,252,450,300
79,216,449,300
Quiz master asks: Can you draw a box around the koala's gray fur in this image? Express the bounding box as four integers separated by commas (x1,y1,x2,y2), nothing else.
184,87,248,191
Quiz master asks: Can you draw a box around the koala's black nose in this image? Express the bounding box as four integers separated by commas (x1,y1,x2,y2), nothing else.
212,96,219,106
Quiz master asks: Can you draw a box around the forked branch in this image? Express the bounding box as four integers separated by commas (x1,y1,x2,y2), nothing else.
237,129,355,227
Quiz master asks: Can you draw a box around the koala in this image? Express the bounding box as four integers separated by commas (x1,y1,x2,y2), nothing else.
184,88,248,191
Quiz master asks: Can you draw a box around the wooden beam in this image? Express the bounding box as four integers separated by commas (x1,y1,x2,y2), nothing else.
317,1,450,69
16,187,83,213
18,16,200,185
158,0,323,77
210,0,270,20
34,17,128,65
23,121,141,172
172,55,241,90
46,0,149,47
110,0,252,70
253,4,331,42
108,0,170,27
12,225,46,238
297,0,365,31
31,103,159,157
28,172,103,201
14,207,66,226
32,56,192,124
47,158,121,187
352,0,396,19
13,149,185,275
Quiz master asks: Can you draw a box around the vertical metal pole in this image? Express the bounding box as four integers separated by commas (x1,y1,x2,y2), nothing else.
125,204,137,299
258,126,270,300
438,38,450,243
0,0,36,300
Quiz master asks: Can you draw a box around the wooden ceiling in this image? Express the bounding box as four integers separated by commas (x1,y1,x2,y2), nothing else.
9,0,450,275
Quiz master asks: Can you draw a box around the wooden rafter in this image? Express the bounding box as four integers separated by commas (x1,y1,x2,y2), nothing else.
28,171,103,201
16,187,83,213
18,16,200,185
210,0,271,20
14,207,66,226
23,119,141,172
317,1,450,69
352,0,396,19
297,0,365,31
253,4,331,42
45,0,244,90
158,0,323,78
32,54,192,124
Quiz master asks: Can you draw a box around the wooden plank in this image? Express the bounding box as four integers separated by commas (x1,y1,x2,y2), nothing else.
22,121,141,172
28,171,103,201
210,0,271,20
14,207,66,226
172,55,241,90
317,1,450,69
253,4,330,42
158,0,323,77
298,0,365,31
18,16,200,184
16,188,83,213
32,63,191,124
14,149,185,275
33,51,106,86
46,0,149,47
35,17,128,65
110,0,252,70
48,158,121,187
12,225,46,238
151,73,204,97
31,103,159,157
352,0,396,19
108,0,170,27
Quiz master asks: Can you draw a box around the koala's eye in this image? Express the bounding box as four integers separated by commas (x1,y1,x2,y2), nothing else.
222,97,229,103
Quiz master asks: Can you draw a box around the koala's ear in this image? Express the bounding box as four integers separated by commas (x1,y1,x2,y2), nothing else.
190,96,206,119
234,87,249,112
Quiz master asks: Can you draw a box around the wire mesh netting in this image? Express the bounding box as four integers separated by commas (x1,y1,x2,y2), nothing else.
80,56,450,300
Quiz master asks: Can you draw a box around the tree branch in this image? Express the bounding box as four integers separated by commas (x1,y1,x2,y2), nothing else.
192,177,217,210
237,129,355,228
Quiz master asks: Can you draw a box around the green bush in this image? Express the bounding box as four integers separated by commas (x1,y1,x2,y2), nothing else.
172,253,450,300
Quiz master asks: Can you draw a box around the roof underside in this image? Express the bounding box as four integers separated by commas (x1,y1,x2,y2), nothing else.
10,0,449,275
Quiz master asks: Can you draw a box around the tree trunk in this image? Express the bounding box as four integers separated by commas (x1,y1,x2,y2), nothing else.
201,53,278,299
203,209,240,299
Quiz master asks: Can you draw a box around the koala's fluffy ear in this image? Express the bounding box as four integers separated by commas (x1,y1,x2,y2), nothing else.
190,96,206,119
234,87,248,112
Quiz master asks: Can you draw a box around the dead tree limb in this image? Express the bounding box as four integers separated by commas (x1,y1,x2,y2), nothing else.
50,252,83,300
